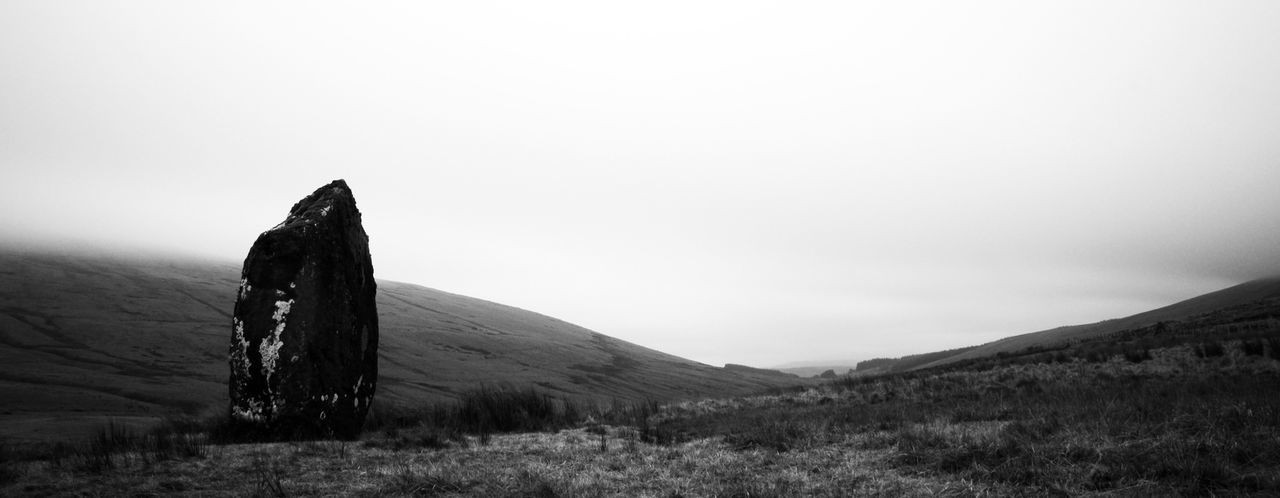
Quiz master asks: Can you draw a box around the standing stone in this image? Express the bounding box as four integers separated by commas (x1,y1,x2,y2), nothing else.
229,179,378,439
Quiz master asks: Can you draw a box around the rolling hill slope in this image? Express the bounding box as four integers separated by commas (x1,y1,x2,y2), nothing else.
913,277,1280,370
0,250,801,441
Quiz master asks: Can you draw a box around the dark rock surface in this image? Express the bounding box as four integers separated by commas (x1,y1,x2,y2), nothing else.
229,179,378,439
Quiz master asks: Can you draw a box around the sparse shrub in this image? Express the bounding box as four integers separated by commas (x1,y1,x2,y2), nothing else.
253,458,287,497
726,417,812,452
1000,416,1061,444
0,440,17,485
510,470,559,498
75,421,134,472
710,479,797,498
297,439,348,458
34,418,213,474
362,385,592,448
456,385,564,433
599,398,670,444
46,441,75,468
1197,341,1226,358
949,404,1013,423
143,419,209,462
379,464,475,496
1123,348,1153,363
364,425,464,451
1015,376,1043,391
206,413,279,444
361,400,425,432
892,424,950,461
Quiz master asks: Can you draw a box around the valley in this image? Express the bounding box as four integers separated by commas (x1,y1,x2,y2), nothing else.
2,251,1278,495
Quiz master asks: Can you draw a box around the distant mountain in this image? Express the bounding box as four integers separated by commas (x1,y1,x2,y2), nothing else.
855,346,979,374
723,363,801,379
857,277,1280,372
774,366,856,378
0,250,803,441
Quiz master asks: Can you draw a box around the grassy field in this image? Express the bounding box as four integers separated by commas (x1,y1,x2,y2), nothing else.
4,251,1277,495
4,337,1278,497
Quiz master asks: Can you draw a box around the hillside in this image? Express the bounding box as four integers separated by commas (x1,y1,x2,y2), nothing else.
910,277,1280,370
856,346,980,374
0,250,802,442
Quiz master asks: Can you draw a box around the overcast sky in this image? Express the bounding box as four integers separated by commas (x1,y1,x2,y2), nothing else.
3,1,1279,368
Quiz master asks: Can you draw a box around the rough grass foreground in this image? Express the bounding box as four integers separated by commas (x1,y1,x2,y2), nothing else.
3,346,1279,496
2,429,1005,496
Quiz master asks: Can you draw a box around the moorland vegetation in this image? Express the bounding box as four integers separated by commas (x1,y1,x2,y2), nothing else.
3,310,1278,496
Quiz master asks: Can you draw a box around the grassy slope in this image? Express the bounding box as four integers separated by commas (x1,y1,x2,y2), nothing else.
0,250,801,442
7,341,1278,496
913,277,1280,370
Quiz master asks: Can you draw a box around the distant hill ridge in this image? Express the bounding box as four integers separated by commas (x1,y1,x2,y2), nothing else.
0,250,804,442
860,277,1280,373
723,363,799,379
855,346,979,374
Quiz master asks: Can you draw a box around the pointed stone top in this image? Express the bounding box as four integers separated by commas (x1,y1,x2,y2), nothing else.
268,179,361,233
288,179,352,214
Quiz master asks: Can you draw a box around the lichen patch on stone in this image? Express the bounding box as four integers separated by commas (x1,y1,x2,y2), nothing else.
260,298,295,382
232,398,265,422
230,318,252,379
272,299,294,322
